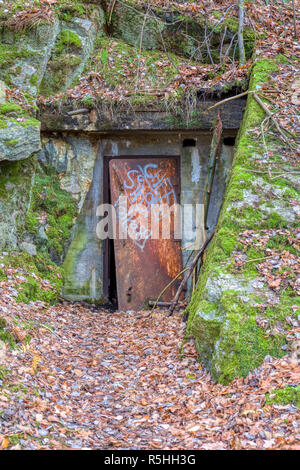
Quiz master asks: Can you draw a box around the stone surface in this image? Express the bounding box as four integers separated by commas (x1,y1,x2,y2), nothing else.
40,16,100,96
187,59,300,384
20,241,37,256
38,135,98,210
0,120,41,162
0,80,6,104
0,20,60,97
0,157,36,250
111,3,253,63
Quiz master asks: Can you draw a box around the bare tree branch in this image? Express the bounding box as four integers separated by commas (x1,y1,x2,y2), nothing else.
238,0,246,65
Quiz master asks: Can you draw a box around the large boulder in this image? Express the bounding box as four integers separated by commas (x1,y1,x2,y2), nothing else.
0,20,60,97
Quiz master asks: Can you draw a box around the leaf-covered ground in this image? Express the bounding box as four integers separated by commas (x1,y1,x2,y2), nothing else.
0,293,299,450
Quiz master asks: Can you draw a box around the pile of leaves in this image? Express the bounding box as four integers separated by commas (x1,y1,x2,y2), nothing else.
5,6,54,32
0,295,299,450
236,228,300,296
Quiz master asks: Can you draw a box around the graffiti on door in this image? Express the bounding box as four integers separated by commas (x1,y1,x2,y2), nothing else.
114,163,177,250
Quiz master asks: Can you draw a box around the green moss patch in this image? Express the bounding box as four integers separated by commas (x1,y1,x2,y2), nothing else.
4,139,19,147
54,0,87,22
1,251,64,305
25,168,77,262
265,386,300,408
0,44,37,70
40,28,84,96
0,102,22,115
55,30,82,54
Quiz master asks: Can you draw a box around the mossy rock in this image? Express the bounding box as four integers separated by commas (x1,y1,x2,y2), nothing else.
0,20,60,96
111,2,254,63
187,58,298,384
0,116,41,162
25,166,78,264
40,17,98,96
0,157,37,250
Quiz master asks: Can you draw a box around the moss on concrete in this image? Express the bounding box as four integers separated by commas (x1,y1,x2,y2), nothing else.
187,58,298,384
211,292,287,384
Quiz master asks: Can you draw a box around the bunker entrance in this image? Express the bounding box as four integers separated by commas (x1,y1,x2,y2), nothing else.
101,131,237,311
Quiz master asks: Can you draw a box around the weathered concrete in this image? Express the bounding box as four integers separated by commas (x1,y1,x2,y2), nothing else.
39,99,246,132
181,140,234,294
57,131,236,303
206,143,234,234
62,148,104,303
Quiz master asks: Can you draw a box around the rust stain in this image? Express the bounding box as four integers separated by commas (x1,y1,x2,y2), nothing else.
109,157,182,311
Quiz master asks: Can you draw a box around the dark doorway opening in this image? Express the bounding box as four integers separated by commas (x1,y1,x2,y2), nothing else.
103,158,118,309
108,238,118,308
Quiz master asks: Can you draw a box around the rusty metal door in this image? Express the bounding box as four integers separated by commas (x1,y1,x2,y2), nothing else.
109,157,182,311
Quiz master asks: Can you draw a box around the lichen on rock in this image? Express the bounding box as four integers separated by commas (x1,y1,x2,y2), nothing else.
0,117,41,162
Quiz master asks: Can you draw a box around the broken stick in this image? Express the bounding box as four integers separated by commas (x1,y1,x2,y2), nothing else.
252,92,295,148
203,112,223,223
207,90,251,110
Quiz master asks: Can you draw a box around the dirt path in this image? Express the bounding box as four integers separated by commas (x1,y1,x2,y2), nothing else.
0,302,299,450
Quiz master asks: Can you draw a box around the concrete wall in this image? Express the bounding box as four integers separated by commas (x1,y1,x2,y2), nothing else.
39,131,235,304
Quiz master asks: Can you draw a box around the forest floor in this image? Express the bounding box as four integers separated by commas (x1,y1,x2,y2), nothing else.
0,299,299,450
